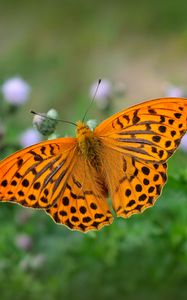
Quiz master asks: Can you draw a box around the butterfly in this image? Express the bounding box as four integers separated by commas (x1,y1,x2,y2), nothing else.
0,97,186,232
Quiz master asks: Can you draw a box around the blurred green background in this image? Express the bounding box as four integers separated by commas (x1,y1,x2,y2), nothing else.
1,0,187,299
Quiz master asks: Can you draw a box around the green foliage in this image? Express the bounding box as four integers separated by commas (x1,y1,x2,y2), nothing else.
0,171,187,300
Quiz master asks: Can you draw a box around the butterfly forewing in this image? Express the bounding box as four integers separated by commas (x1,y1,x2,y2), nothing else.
95,98,187,162
0,138,77,208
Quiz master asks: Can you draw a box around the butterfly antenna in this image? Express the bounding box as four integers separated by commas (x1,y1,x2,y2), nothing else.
30,110,77,126
82,78,101,122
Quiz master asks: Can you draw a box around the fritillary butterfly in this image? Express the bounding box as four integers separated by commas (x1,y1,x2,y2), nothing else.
0,98,186,232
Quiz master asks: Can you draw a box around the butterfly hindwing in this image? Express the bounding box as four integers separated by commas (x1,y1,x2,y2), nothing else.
115,160,167,218
100,147,167,217
0,138,77,208
46,155,113,232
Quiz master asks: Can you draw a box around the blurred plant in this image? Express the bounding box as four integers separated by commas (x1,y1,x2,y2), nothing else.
19,254,46,272
30,253,46,270
1,76,31,106
0,122,5,141
113,81,127,98
15,209,33,225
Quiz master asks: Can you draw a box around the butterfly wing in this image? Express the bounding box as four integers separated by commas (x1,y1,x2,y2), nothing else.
95,98,187,162
0,138,77,208
94,98,187,217
99,147,167,217
0,136,113,232
46,155,113,232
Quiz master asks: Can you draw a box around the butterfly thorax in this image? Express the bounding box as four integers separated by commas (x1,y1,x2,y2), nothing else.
76,121,101,166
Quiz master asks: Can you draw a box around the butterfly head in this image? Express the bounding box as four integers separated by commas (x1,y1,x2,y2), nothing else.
76,121,93,139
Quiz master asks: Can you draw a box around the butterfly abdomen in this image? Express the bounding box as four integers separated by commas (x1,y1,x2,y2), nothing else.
76,121,101,166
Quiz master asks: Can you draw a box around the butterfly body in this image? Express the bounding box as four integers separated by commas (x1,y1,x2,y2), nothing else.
76,121,102,167
0,97,187,232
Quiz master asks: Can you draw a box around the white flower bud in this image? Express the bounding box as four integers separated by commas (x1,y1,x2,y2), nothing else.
87,119,97,131
33,109,58,136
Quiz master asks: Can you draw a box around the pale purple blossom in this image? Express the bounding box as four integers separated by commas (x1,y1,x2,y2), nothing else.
20,128,42,148
15,234,32,251
90,79,112,109
164,84,184,97
180,134,187,152
2,77,31,105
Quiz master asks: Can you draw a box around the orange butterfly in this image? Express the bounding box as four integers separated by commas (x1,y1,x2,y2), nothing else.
0,98,186,232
